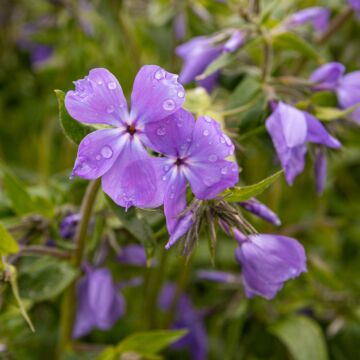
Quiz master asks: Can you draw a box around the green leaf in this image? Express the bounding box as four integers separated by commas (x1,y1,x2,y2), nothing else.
18,256,78,302
183,87,212,115
273,32,321,62
270,315,328,360
97,330,187,360
0,222,19,255
198,52,237,79
55,89,95,145
106,196,156,257
223,170,283,202
314,103,360,121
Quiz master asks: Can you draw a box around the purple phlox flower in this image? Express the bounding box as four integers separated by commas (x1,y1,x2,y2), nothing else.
117,244,147,266
159,283,207,360
73,267,125,338
59,213,81,240
233,230,307,300
285,7,330,33
336,70,360,124
239,197,281,226
65,66,185,210
310,62,345,91
265,102,341,188
176,30,246,92
348,0,360,12
145,110,239,249
197,270,240,284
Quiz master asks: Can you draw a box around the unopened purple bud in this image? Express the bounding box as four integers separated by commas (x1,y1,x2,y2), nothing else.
314,147,327,195
286,7,330,33
59,213,81,240
197,270,239,283
310,62,345,91
239,198,281,226
117,244,147,266
223,30,246,52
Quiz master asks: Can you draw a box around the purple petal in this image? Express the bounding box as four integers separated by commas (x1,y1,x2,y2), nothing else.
72,129,125,180
130,65,185,125
314,147,327,195
223,30,246,53
117,244,147,266
197,71,220,93
337,71,360,123
348,0,360,11
176,36,223,84
265,103,308,185
310,62,345,91
286,7,330,33
239,198,281,226
164,170,193,249
59,213,81,239
235,234,307,299
102,138,165,209
304,112,341,148
73,276,95,338
145,108,195,157
65,68,128,126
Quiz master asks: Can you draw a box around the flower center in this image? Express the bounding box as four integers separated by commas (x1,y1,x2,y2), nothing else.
127,125,136,135
175,158,184,166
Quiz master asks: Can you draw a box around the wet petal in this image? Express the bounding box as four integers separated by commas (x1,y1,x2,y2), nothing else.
304,112,341,148
65,68,128,126
163,170,193,249
130,65,185,125
145,108,195,157
72,128,125,180
185,159,239,200
102,137,164,209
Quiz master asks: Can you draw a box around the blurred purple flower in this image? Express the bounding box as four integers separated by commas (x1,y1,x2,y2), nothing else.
265,102,341,191
59,213,81,240
174,12,186,40
197,270,239,283
336,70,360,124
65,66,185,210
117,244,147,266
234,231,307,300
314,147,327,195
159,283,207,360
176,30,246,91
310,62,345,91
348,0,360,12
145,111,239,248
73,267,125,338
285,7,330,33
239,198,281,226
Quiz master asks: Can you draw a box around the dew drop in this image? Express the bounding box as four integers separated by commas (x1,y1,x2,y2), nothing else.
203,129,210,137
106,105,115,113
186,137,192,142
107,81,117,90
177,121,183,127
220,136,226,144
177,90,185,98
163,99,176,111
155,69,166,80
97,80,103,85
208,154,218,162
163,165,170,171
170,193,175,199
101,146,113,159
96,155,101,160
204,116,212,123
223,134,233,146
221,166,228,175
157,127,166,136
162,176,167,181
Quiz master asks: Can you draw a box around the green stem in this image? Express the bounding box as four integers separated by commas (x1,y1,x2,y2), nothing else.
56,179,101,358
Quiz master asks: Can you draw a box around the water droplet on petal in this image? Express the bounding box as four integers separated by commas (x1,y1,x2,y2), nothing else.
101,146,113,159
106,105,115,113
97,80,103,85
221,166,228,175
220,136,226,144
208,154,218,162
186,137,192,142
170,192,175,199
155,69,166,80
162,176,167,181
177,121,183,127
163,165,170,171
157,127,166,136
96,155,101,160
203,129,209,137
107,81,117,90
177,91,185,98
223,134,233,147
163,99,175,111
204,116,212,123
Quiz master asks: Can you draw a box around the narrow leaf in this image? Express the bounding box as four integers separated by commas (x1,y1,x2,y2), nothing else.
0,222,19,254
55,89,94,145
223,170,283,202
270,315,328,360
197,52,237,79
314,103,360,121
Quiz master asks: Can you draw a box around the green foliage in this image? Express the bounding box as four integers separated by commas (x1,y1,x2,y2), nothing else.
0,222,19,256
